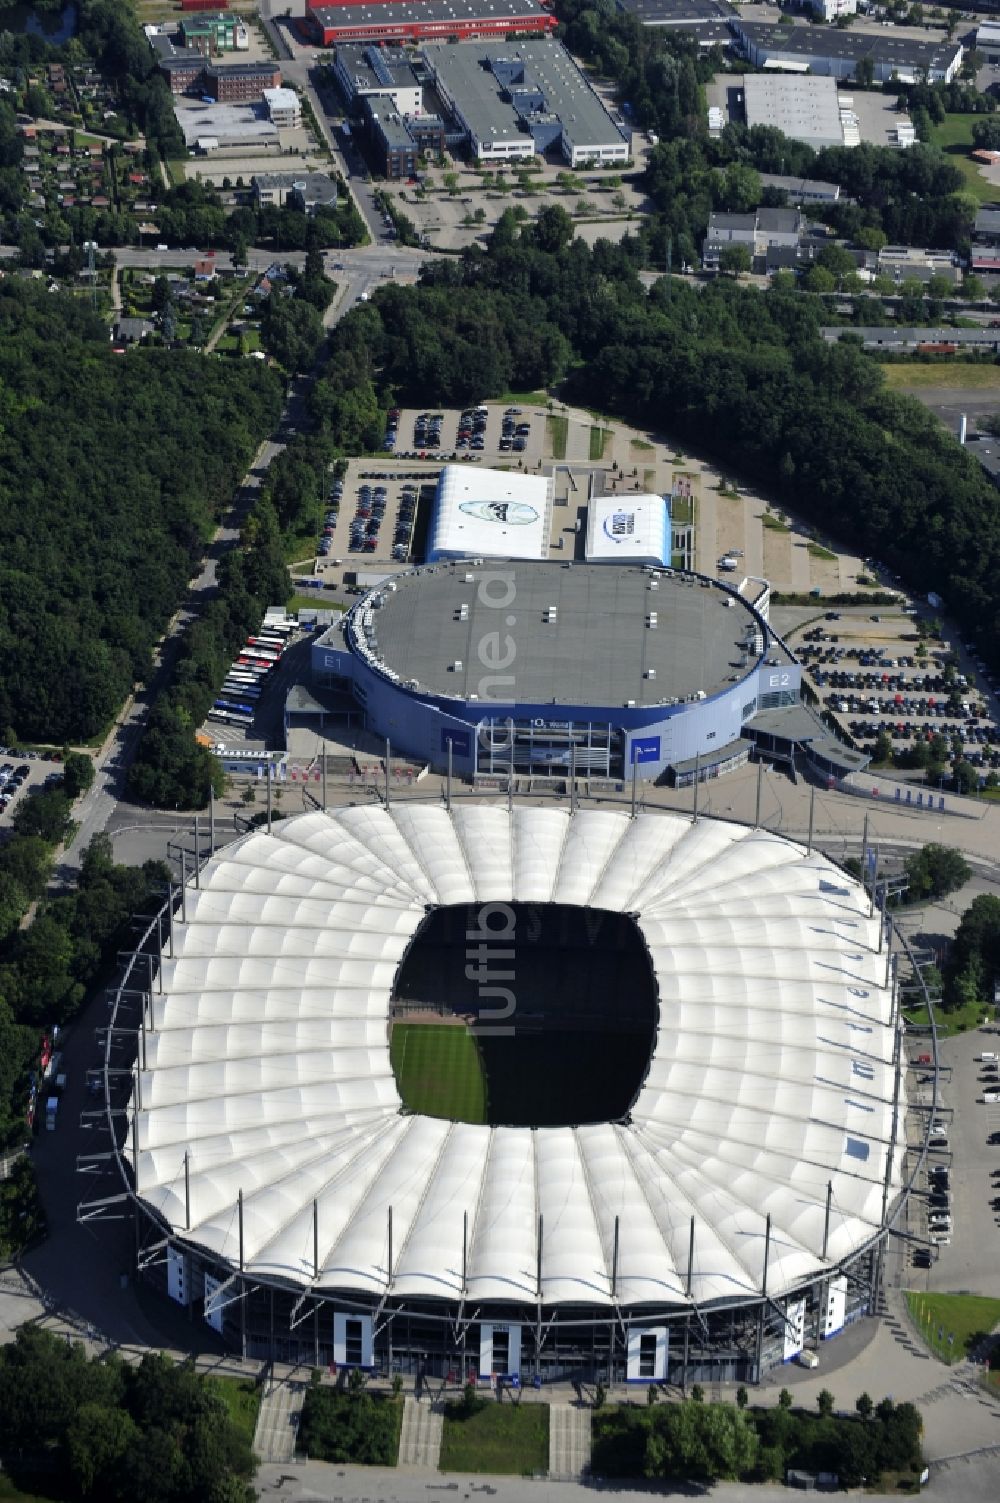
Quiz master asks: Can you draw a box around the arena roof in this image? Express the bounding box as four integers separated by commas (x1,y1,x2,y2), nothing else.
427,465,552,562
585,494,670,566
129,805,903,1309
365,560,762,708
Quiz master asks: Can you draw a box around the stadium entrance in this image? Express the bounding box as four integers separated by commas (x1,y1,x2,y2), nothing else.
390,903,658,1127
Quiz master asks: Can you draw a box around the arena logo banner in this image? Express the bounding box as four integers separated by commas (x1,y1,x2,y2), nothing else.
459,500,539,526
441,728,472,757
631,736,661,764
602,508,637,545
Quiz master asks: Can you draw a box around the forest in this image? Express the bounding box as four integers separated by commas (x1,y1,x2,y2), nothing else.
0,279,282,744
322,213,1000,673
0,1327,257,1503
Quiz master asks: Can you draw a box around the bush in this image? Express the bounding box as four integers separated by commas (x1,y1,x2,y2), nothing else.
298,1387,402,1466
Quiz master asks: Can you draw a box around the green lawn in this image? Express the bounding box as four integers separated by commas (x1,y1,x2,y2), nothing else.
589,425,611,461
762,512,791,531
390,1023,487,1123
905,1292,1000,1364
205,1375,261,1449
440,1400,549,1474
287,592,344,613
901,995,989,1035
546,413,568,461
495,389,548,405
808,542,837,561
670,495,693,527
928,114,999,204
883,363,1000,389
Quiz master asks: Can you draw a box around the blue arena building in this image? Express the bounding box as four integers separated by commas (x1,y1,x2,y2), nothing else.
310,559,806,784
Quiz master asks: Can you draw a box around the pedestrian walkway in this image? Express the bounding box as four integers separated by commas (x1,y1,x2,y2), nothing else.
397,1393,443,1467
548,1402,591,1480
253,1378,304,1463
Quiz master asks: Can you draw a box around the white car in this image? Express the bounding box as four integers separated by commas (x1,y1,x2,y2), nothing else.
929,1232,952,1246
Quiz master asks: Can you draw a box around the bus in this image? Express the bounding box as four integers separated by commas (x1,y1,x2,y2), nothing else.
215,699,255,717
249,635,285,650
222,687,260,704
262,620,294,635
223,680,260,697
237,657,271,672
243,645,280,662
226,669,257,682
208,709,253,728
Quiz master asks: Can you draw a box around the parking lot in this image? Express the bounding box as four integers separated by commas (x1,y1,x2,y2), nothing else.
0,750,65,825
903,1025,1000,1295
788,608,1000,776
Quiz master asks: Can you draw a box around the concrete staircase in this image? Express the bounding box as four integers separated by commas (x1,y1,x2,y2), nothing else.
253,1379,304,1463
549,1402,591,1480
398,1394,443,1467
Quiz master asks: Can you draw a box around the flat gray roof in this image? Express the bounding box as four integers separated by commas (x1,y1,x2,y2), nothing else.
615,0,733,22
422,37,623,150
363,562,766,708
748,702,869,773
743,73,843,149
734,20,961,71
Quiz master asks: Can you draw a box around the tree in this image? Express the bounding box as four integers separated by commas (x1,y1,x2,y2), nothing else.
62,752,96,800
817,1388,835,1418
962,274,986,302
803,264,836,294
944,893,1000,1011
856,1391,874,1419
903,844,971,903
778,1388,793,1410
718,244,751,277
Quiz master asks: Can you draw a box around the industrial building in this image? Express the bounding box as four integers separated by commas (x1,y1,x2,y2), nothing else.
615,0,734,44
178,11,250,53
730,20,962,85
252,172,339,211
262,87,301,127
742,74,848,152
702,206,803,273
332,42,424,114
421,38,628,165
107,800,907,1382
307,0,557,48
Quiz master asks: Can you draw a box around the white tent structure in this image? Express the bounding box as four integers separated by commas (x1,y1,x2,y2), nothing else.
128,805,903,1318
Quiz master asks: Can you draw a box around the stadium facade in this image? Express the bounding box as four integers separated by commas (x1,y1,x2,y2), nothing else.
105,802,908,1385
312,560,797,785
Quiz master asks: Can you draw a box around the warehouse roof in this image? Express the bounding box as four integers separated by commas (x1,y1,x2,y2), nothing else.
743,73,844,149
422,37,624,151
734,20,962,73
129,805,903,1307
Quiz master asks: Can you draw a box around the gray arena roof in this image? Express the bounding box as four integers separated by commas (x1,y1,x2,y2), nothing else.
364,562,766,707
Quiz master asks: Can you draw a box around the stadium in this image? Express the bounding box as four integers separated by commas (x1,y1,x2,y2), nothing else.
107,800,907,1385
312,557,801,786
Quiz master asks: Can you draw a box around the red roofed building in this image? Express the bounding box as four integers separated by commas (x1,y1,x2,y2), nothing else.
306,0,556,47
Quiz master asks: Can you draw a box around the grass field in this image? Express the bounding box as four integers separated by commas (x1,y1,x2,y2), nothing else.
589,425,611,461
390,1024,487,1123
547,413,568,460
205,1376,261,1449
905,1292,1000,1364
440,1401,549,1474
882,363,1000,389
928,114,999,203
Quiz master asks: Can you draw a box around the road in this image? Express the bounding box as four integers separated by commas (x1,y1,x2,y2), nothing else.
57,420,294,877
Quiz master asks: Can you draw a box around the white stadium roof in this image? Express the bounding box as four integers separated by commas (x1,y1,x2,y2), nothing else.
130,806,904,1309
427,465,553,562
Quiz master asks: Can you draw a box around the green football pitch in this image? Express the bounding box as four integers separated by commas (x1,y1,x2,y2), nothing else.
390,1023,488,1124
